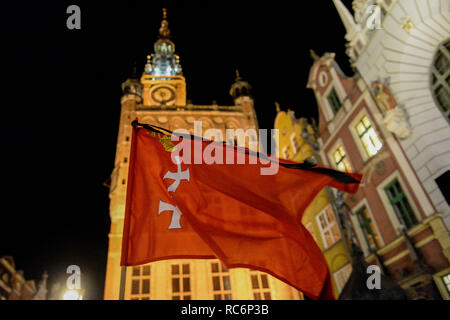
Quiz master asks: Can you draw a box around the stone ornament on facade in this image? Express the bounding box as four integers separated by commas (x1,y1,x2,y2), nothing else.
319,71,329,88
11,271,24,292
157,116,168,124
359,150,391,184
402,18,413,34
382,108,412,139
374,160,386,176
121,77,143,104
213,117,223,125
352,0,373,25
372,80,411,139
0,257,49,300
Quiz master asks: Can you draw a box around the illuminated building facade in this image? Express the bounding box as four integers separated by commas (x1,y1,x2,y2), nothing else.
331,0,450,299
104,9,302,300
273,107,352,297
0,256,48,300
307,50,450,299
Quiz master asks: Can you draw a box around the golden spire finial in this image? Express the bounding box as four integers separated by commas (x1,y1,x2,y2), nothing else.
275,101,281,113
310,49,320,62
159,8,171,39
236,69,240,78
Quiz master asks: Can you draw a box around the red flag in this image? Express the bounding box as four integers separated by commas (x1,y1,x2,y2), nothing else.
121,123,361,299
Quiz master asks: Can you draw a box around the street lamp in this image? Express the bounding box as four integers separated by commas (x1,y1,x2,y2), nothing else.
62,289,83,300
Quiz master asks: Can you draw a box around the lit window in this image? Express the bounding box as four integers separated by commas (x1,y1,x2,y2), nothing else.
129,264,151,300
333,264,352,294
327,88,342,115
332,145,352,172
132,266,140,276
131,279,139,295
355,206,381,253
316,205,341,249
250,272,271,300
171,263,191,300
211,261,232,300
385,179,418,229
441,273,450,295
430,39,450,121
142,265,150,276
355,115,382,157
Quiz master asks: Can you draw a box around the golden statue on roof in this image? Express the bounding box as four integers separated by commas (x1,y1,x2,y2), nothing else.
159,8,171,39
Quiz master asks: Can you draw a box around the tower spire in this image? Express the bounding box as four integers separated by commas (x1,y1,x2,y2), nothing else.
310,49,320,62
145,7,182,76
159,8,171,39
230,70,252,101
332,0,360,41
275,101,281,113
235,69,242,81
131,60,138,79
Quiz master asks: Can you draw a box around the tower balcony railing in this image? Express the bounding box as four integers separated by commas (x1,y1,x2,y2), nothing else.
141,74,185,81
136,104,242,113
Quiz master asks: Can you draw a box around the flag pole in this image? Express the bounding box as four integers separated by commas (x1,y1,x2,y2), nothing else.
119,266,126,300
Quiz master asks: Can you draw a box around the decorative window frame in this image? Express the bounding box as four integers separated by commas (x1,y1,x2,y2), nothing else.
433,267,450,300
209,260,233,300
315,80,346,136
170,262,193,300
320,83,337,123
129,264,152,300
376,170,422,236
349,199,384,256
430,38,450,123
326,85,344,116
333,263,352,294
349,108,384,163
249,271,272,300
327,138,354,172
316,204,342,250
318,71,329,88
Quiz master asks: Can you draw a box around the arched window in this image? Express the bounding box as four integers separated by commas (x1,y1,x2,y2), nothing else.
431,39,450,121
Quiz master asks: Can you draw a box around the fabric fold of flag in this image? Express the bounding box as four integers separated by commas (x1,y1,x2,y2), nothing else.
121,123,362,300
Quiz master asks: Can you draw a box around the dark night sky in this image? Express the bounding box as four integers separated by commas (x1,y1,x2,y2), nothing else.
0,1,354,299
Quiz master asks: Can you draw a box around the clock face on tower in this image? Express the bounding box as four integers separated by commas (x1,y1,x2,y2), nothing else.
150,85,176,105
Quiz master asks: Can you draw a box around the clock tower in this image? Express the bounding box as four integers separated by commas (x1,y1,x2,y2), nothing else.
141,8,186,107
104,8,303,301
